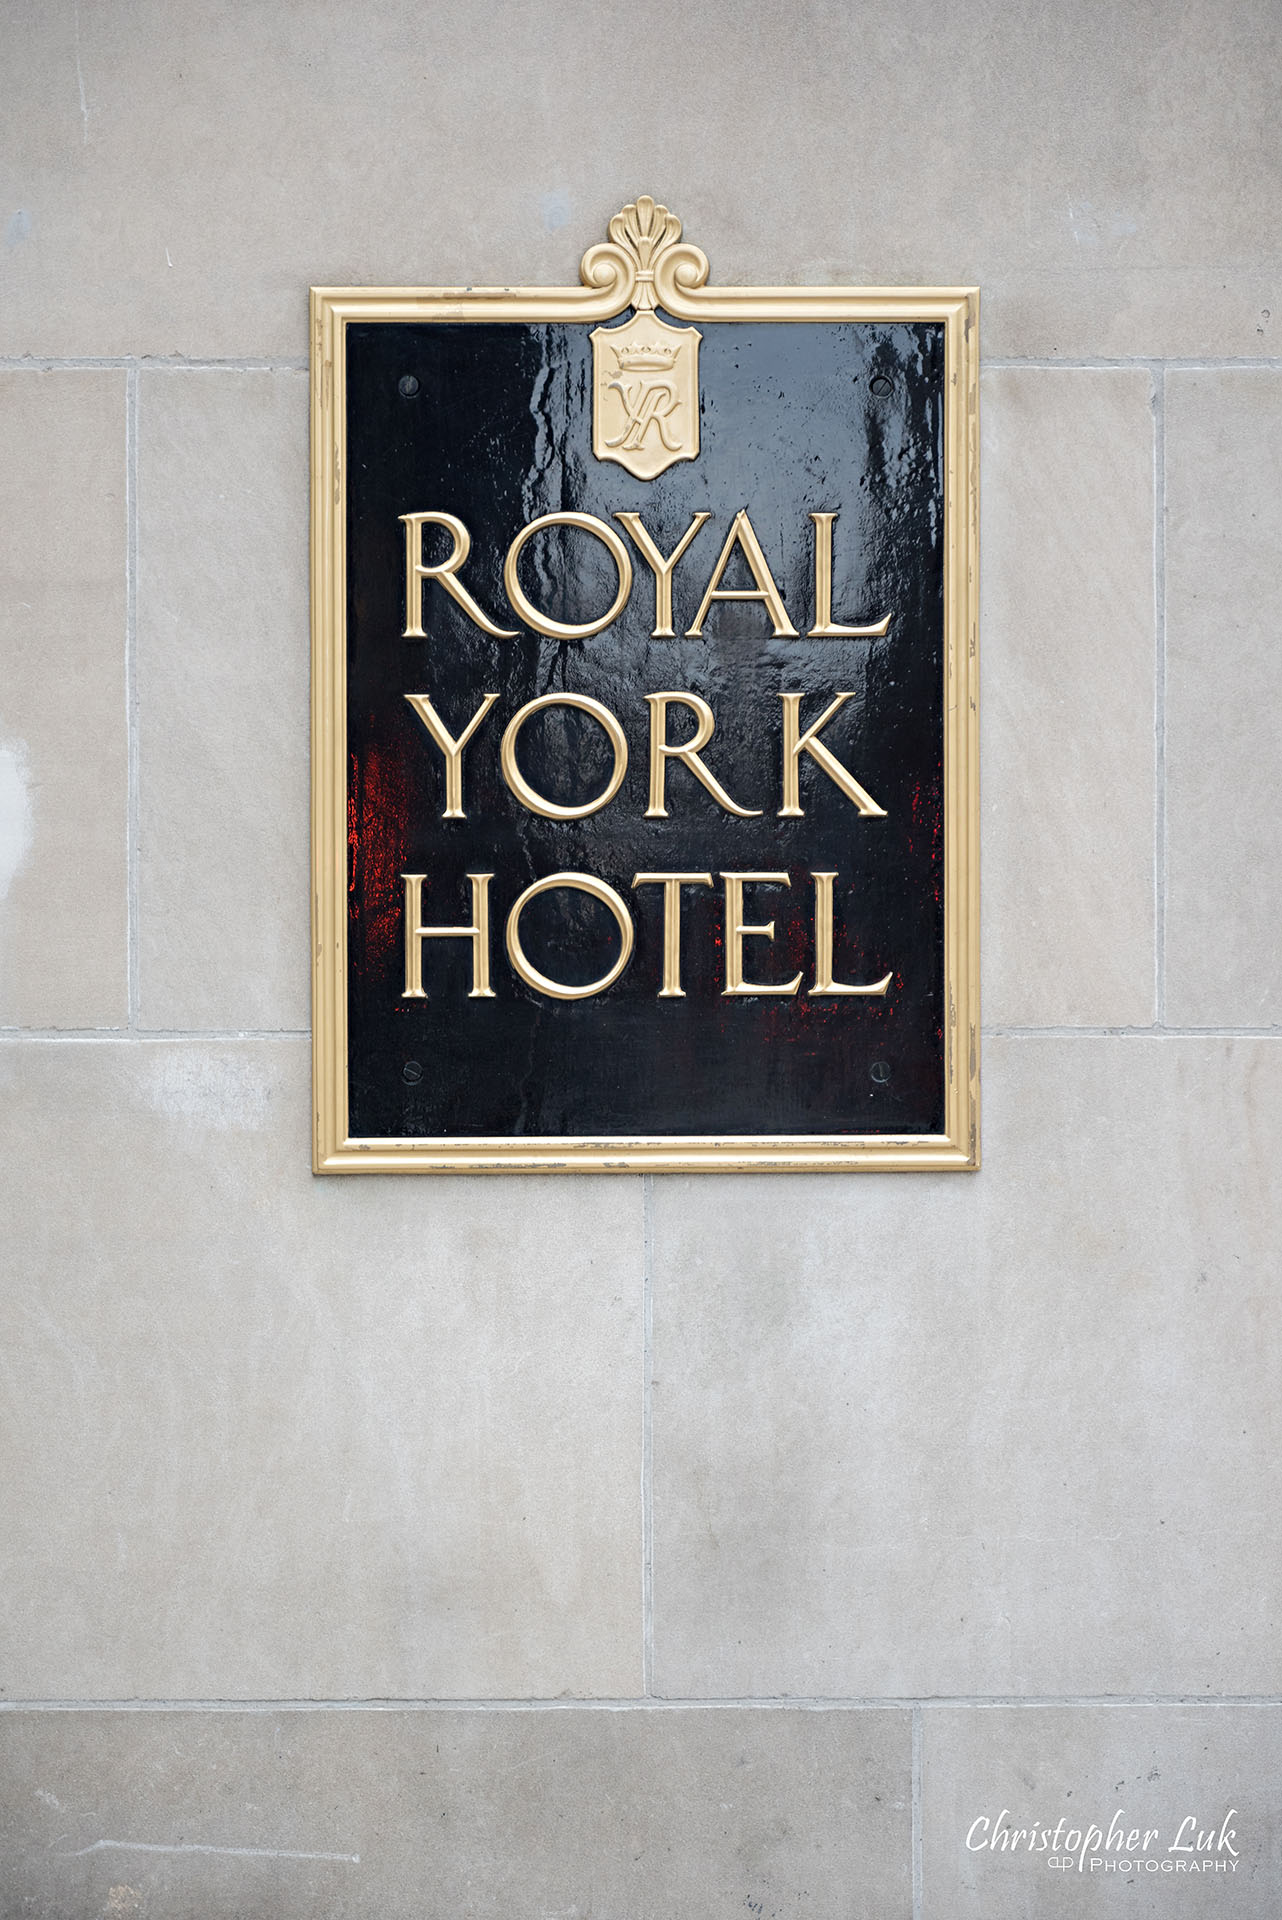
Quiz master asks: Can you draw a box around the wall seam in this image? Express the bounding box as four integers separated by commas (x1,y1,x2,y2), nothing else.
125,367,139,1031
3,1696,1279,1713
984,356,1282,371
0,357,307,372
0,1029,311,1041
1155,366,1168,1026
984,1025,1281,1040
912,1704,923,1920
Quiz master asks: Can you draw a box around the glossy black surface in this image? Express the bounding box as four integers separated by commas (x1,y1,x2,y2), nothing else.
345,318,945,1137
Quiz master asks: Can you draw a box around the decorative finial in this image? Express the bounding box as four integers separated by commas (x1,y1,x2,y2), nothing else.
604,196,683,312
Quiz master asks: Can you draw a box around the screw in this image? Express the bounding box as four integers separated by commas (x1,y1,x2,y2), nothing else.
870,1060,891,1084
398,373,420,398
402,1060,423,1085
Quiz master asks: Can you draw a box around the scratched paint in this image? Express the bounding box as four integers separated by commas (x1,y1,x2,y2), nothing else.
140,1051,272,1132
0,740,34,916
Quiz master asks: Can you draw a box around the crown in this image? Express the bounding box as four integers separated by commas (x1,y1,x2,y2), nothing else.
613,342,680,371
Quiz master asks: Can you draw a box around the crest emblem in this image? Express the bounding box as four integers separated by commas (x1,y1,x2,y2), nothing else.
591,199,700,480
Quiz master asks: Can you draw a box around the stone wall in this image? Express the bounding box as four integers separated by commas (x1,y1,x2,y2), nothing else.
2,3,1280,1913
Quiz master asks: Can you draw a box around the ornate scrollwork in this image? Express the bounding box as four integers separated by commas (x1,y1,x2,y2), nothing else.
581,197,708,317
577,237,637,314
653,235,711,311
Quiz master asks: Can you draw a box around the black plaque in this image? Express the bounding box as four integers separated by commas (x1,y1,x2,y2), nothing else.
311,201,979,1170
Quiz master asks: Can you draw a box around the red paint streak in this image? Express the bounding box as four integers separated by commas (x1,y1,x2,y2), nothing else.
350,740,411,972
347,752,360,901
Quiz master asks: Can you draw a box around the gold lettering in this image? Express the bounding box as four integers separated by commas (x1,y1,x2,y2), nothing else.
503,512,633,639
686,509,797,638
403,691,498,819
631,872,713,997
402,872,494,998
506,872,635,1000
401,512,517,639
808,513,892,638
779,692,886,817
500,693,629,820
810,872,893,996
644,691,761,818
721,872,802,997
614,511,710,636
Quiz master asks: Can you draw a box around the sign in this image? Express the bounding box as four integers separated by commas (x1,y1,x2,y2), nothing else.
310,198,978,1172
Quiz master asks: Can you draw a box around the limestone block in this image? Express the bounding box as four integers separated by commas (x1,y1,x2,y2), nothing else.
1166,370,1282,1027
0,1038,643,1699
982,368,1155,1028
137,371,308,1031
651,1035,1282,1697
0,372,127,1027
923,1704,1282,1916
0,1705,911,1919
0,2,1277,359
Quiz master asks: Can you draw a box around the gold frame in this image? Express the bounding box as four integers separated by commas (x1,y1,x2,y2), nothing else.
311,202,979,1173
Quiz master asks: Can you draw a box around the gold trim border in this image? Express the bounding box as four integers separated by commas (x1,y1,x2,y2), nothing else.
310,268,979,1174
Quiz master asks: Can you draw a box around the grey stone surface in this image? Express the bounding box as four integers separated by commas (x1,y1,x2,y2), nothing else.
982,368,1155,1028
0,1039,643,1700
137,370,308,1031
1,0,1278,360
923,1705,1282,1916
6,2,1282,1906
0,1706,910,1919
1166,370,1282,1028
650,1035,1282,1698
0,371,127,1028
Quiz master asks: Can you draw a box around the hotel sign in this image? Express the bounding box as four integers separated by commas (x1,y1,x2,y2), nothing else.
310,199,978,1171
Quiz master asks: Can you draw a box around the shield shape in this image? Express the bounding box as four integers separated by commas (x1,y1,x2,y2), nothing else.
591,311,701,481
